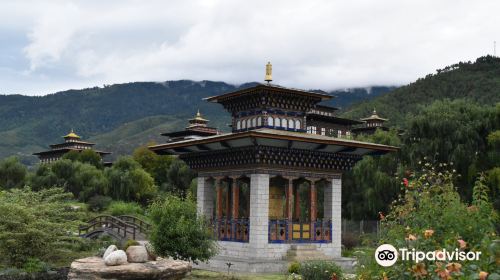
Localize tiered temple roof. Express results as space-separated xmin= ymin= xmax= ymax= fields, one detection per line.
xmin=33 ymin=130 xmax=111 ymax=164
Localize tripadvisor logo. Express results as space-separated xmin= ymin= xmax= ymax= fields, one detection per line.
xmin=374 ymin=244 xmax=481 ymax=267
xmin=375 ymin=244 xmax=398 ymax=267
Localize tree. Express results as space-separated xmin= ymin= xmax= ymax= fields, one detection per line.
xmin=343 ymin=129 xmax=402 ymax=219
xmin=0 ymin=157 xmax=27 ymax=189
xmin=105 ymin=156 xmax=157 ymax=203
xmin=29 ymin=159 xmax=107 ymax=201
xmin=165 ymin=158 xmax=195 ymax=197
xmin=404 ymin=99 xmax=498 ymax=199
xmin=63 ymin=149 xmax=104 ymax=169
xmin=148 ymin=194 xmax=217 ymax=264
xmin=133 ymin=145 xmax=173 ymax=188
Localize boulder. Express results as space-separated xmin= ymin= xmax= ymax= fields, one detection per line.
xmin=68 ymin=256 xmax=191 ymax=280
xmin=102 ymin=245 xmax=117 ymax=259
xmin=104 ymin=250 xmax=128 ymax=266
xmin=126 ymin=245 xmax=148 ymax=263
xmin=145 ymin=242 xmax=158 ymax=261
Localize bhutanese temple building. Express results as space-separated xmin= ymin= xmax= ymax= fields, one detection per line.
xmin=161 ymin=110 xmax=220 ymax=142
xmin=33 ymin=130 xmax=111 ymax=164
xmin=351 ymin=109 xmax=389 ymax=135
xmin=149 ymin=63 xmax=398 ymax=272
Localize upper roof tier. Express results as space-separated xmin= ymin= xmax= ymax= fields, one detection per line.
xmin=360 ymin=109 xmax=388 ymax=122
xmin=205 ymin=84 xmax=333 ymax=115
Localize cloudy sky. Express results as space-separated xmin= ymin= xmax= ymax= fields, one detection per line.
xmin=0 ymin=0 xmax=498 ymax=95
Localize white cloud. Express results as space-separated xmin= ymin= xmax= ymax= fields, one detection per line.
xmin=0 ymin=0 xmax=498 ymax=95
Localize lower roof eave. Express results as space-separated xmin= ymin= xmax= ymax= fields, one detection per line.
xmin=149 ymin=128 xmax=398 ymax=157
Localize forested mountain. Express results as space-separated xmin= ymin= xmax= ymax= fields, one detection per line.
xmin=0 ymin=80 xmax=388 ymax=164
xmin=2 ymin=55 xmax=498 ymax=165
xmin=341 ymin=56 xmax=500 ymax=126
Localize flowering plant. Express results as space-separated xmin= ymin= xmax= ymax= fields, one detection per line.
xmin=356 ymin=161 xmax=499 ymax=279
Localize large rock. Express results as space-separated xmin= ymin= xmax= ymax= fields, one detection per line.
xmin=126 ymin=245 xmax=148 ymax=263
xmin=104 ymin=250 xmax=128 ymax=266
xmin=103 ymin=245 xmax=117 ymax=259
xmin=68 ymin=256 xmax=191 ymax=280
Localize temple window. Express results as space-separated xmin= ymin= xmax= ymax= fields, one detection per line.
xmin=275 ymin=117 xmax=281 ymax=128
xmin=247 ymin=118 xmax=252 ymax=128
xmin=268 ymin=117 xmax=274 ymax=127
xmin=237 ymin=120 xmax=241 ymax=130
xmin=289 ymin=119 xmax=295 ymax=129
xmin=282 ymin=118 xmax=287 ymax=129
xmin=338 ymin=130 xmax=342 ymax=138
xmin=312 ymin=126 xmax=317 ymax=134
xmin=252 ymin=118 xmax=256 ymax=127
xmin=306 ymin=126 xmax=312 ymax=133
xmin=321 ymin=127 xmax=326 ymax=136
xmin=295 ymin=119 xmax=301 ymax=129
xmin=257 ymin=117 xmax=262 ymax=126
xmin=242 ymin=119 xmax=247 ymax=129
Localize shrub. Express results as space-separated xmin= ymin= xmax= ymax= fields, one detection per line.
xmin=342 ymin=232 xmax=360 ymax=250
xmin=22 ymin=258 xmax=49 ymax=273
xmin=288 ymin=261 xmax=301 ymax=274
xmin=123 ymin=239 xmax=140 ymax=251
xmin=148 ymin=194 xmax=217 ymax=263
xmin=0 ymin=187 xmax=86 ymax=268
xmin=87 ymin=195 xmax=112 ymax=212
xmin=356 ymin=162 xmax=499 ymax=279
xmin=299 ymin=260 xmax=343 ymax=280
xmin=107 ymin=201 xmax=144 ymax=216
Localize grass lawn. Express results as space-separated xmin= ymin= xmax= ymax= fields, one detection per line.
xmin=186 ymin=269 xmax=287 ymax=280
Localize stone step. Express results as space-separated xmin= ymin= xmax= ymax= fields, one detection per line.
xmin=286 ymin=244 xmax=330 ymax=261
xmin=289 ymin=244 xmax=317 ymax=250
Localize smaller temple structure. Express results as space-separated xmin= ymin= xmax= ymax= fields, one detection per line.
xmin=33 ymin=130 xmax=111 ymax=164
xmin=161 ymin=110 xmax=219 ymax=142
xmin=306 ymin=105 xmax=363 ymax=139
xmin=352 ymin=109 xmax=389 ymax=135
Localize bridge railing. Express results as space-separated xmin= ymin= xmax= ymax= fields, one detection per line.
xmin=79 ymin=215 xmax=144 ymax=240
xmin=117 ymin=215 xmax=152 ymax=234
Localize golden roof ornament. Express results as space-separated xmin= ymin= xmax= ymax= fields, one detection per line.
xmin=265 ymin=62 xmax=272 ymax=84
xmin=190 ymin=109 xmax=208 ymax=122
xmin=64 ymin=129 xmax=80 ymax=139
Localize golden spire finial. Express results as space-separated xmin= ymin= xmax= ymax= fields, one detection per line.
xmin=64 ymin=129 xmax=80 ymax=139
xmin=196 ymin=109 xmax=201 ymax=117
xmin=265 ymin=61 xmax=272 ymax=84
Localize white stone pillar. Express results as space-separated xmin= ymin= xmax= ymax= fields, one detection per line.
xmin=330 ymin=176 xmax=342 ymax=257
xmin=249 ymin=173 xmax=270 ymax=255
xmin=196 ymin=177 xmax=213 ymax=219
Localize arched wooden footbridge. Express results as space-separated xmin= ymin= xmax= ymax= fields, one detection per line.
xmin=79 ymin=215 xmax=151 ymax=242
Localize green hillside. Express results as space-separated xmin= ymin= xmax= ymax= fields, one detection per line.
xmin=341 ymin=56 xmax=500 ymax=126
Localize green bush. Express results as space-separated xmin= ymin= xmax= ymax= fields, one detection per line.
xmin=299 ymin=260 xmax=343 ymax=280
xmin=107 ymin=201 xmax=144 ymax=216
xmin=0 ymin=187 xmax=86 ymax=268
xmin=22 ymin=258 xmax=49 ymax=273
xmin=148 ymin=194 xmax=217 ymax=264
xmin=288 ymin=261 xmax=301 ymax=274
xmin=87 ymin=195 xmax=112 ymax=212
xmin=342 ymin=232 xmax=360 ymax=250
xmin=123 ymin=239 xmax=140 ymax=251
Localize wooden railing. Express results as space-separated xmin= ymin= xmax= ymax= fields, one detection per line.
xmin=269 ymin=219 xmax=332 ymax=243
xmin=117 ymin=215 xmax=152 ymax=234
xmin=79 ymin=215 xmax=151 ymax=241
xmin=211 ymin=218 xmax=250 ymax=242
